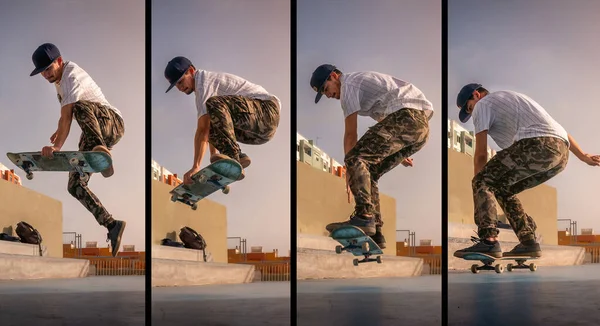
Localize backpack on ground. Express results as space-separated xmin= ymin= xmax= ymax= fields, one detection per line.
xmin=15 ymin=221 xmax=43 ymax=256
xmin=178 ymin=226 xmax=208 ymax=262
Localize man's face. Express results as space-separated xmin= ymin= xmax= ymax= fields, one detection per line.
xmin=463 ymin=90 xmax=482 ymax=115
xmin=175 ymin=69 xmax=195 ymax=95
xmin=321 ymin=73 xmax=341 ymax=100
xmin=40 ymin=58 xmax=62 ymax=83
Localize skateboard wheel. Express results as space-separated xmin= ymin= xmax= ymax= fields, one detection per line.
xmin=15 ymin=159 xmax=22 ymax=166
xmin=170 ymin=195 xmax=177 ymax=202
xmin=192 ymin=203 xmax=198 ymax=210
xmin=495 ymin=264 xmax=504 ymax=273
xmin=376 ymin=256 xmax=382 ymax=264
xmin=471 ymin=265 xmax=479 ymax=274
xmin=222 ymin=186 xmax=230 ymax=194
xmin=81 ymin=174 xmax=89 ymax=183
xmin=26 ymin=172 xmax=33 ymax=180
xmin=335 ymin=245 xmax=342 ymax=254
xmin=361 ymin=242 xmax=370 ymax=253
xmin=198 ymin=175 xmax=207 ymax=183
xmin=353 ymin=259 xmax=359 ymax=266
xmin=69 ymin=158 xmax=79 ymax=166
xmin=529 ymin=263 xmax=537 ymax=272
xmin=506 ymin=264 xmax=513 ymax=272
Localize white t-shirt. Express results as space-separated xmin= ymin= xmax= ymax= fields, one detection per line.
xmin=472 ymin=90 xmax=569 ymax=150
xmin=340 ymin=71 xmax=433 ymax=122
xmin=194 ymin=70 xmax=280 ymax=119
xmin=55 ymin=61 xmax=123 ymax=118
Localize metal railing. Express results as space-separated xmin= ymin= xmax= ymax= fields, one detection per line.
xmin=238 ymin=261 xmax=290 ymax=282
xmin=85 ymin=256 xmax=145 ymax=276
xmin=421 ymin=255 xmax=442 ymax=275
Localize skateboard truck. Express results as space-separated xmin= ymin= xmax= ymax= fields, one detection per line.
xmin=335 ymin=241 xmax=383 ymax=266
xmin=69 ymin=157 xmax=89 ymax=183
xmin=14 ymin=158 xmax=34 ymax=180
xmin=506 ymin=259 xmax=537 ymax=272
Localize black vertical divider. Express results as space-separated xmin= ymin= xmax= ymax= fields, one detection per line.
xmin=441 ymin=0 xmax=449 ymax=325
xmin=145 ymin=0 xmax=152 ymax=324
xmin=290 ymin=0 xmax=298 ymax=324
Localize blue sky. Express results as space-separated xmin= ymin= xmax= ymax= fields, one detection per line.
xmin=449 ymin=0 xmax=600 ymax=235
xmin=0 ymin=0 xmax=145 ymax=250
xmin=298 ymin=0 xmax=442 ymax=244
xmin=151 ymin=0 xmax=291 ymax=253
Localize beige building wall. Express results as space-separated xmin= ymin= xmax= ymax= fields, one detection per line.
xmin=151 ymin=180 xmax=228 ymax=263
xmin=0 ymin=180 xmax=63 ymax=258
xmin=448 ymin=149 xmax=558 ymax=245
xmin=297 ymin=162 xmax=397 ymax=255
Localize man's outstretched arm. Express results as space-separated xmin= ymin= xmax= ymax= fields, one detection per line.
xmin=343 ymin=112 xmax=358 ymax=155
xmin=52 ymin=103 xmax=74 ymax=149
xmin=192 ymin=114 xmax=211 ymax=169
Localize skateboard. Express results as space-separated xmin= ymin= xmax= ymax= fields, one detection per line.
xmin=169 ymin=159 xmax=242 ymax=210
xmin=7 ymin=151 xmax=112 ymax=183
xmin=461 ymin=252 xmax=539 ymax=274
xmin=330 ymin=225 xmax=383 ymax=266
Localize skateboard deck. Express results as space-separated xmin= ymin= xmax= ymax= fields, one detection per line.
xmin=330 ymin=225 xmax=383 ymax=266
xmin=7 ymin=151 xmax=112 ymax=183
xmin=169 ymin=159 xmax=242 ymax=210
xmin=461 ymin=252 xmax=539 ymax=274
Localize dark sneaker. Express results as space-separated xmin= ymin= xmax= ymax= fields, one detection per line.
xmin=210 ymin=153 xmax=245 ymax=180
xmin=503 ymin=242 xmax=542 ymax=257
xmin=453 ymin=236 xmax=502 ymax=258
xmin=325 ymin=213 xmax=376 ymax=236
xmin=107 ymin=220 xmax=126 ymax=257
xmin=239 ymin=153 xmax=251 ymax=168
xmin=371 ymin=226 xmax=386 ymax=249
xmin=92 ymin=145 xmax=113 ymax=178
xmin=210 ymin=152 xmax=251 ymax=168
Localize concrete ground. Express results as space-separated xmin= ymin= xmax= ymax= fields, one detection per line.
xmin=298 ymin=275 xmax=442 ymax=326
xmin=0 ymin=276 xmax=145 ymax=326
xmin=449 ymin=264 xmax=600 ymax=326
xmin=152 ymin=281 xmax=291 ymax=326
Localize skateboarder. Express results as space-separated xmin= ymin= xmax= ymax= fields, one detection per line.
xmin=30 ymin=43 xmax=126 ymax=257
xmin=453 ymin=83 xmax=600 ymax=258
xmin=310 ymin=64 xmax=434 ymax=249
xmin=164 ymin=56 xmax=281 ymax=185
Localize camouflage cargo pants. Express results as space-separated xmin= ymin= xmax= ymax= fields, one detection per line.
xmin=345 ymin=108 xmax=430 ymax=225
xmin=473 ymin=136 xmax=569 ymax=242
xmin=206 ymin=95 xmax=279 ymax=162
xmin=67 ymin=100 xmax=125 ymax=226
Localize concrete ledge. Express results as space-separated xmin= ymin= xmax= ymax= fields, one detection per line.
xmin=152 ymin=258 xmax=255 ymax=287
xmin=297 ymin=248 xmax=423 ymax=280
xmin=298 ymin=233 xmax=342 ymax=251
xmin=151 ymin=245 xmax=212 ymax=262
xmin=0 ymin=253 xmax=89 ymax=280
xmin=448 ymin=223 xmax=520 ymax=243
xmin=0 ymin=241 xmax=48 ymax=256
xmin=448 ymin=237 xmax=585 ymax=270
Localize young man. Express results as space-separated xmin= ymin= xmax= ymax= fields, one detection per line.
xmin=30 ymin=43 xmax=126 ymax=257
xmin=454 ymin=83 xmax=600 ymax=258
xmin=310 ymin=64 xmax=434 ymax=249
xmin=164 ymin=56 xmax=281 ymax=184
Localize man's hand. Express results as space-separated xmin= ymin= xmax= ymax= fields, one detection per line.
xmin=50 ymin=131 xmax=58 ymax=144
xmin=183 ymin=166 xmax=201 ymax=185
xmin=580 ymin=153 xmax=600 ymax=166
xmin=401 ymin=157 xmax=414 ymax=167
xmin=41 ymin=145 xmax=60 ymax=158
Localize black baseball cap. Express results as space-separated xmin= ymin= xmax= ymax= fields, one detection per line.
xmin=310 ymin=64 xmax=336 ymax=103
xmin=165 ymin=56 xmax=192 ymax=92
xmin=30 ymin=43 xmax=61 ymax=76
xmin=456 ymin=83 xmax=482 ymax=123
